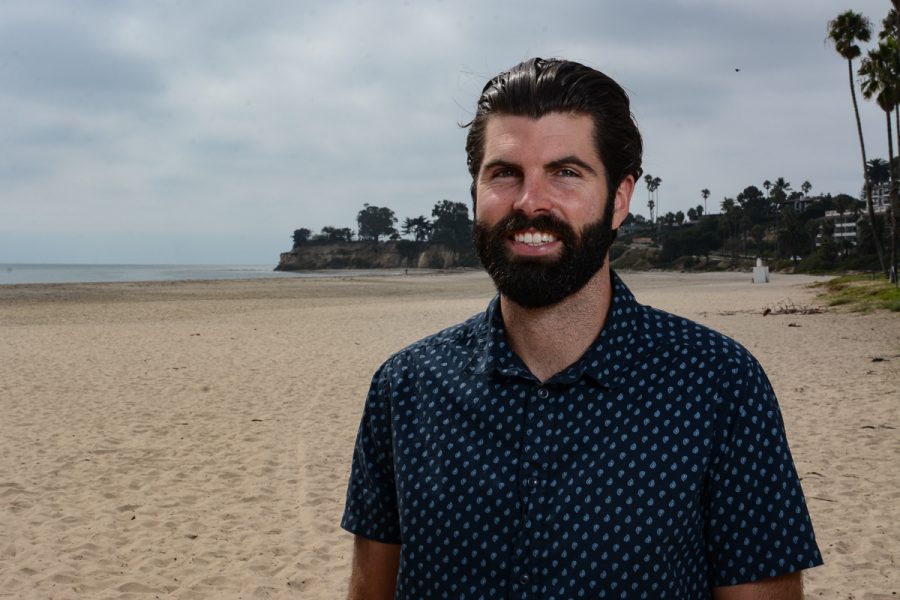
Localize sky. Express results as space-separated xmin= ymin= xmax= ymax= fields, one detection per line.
xmin=0 ymin=0 xmax=895 ymax=264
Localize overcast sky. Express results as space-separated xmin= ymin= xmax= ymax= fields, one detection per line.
xmin=0 ymin=0 xmax=894 ymax=264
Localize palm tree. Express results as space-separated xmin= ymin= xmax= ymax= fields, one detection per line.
xmin=828 ymin=10 xmax=887 ymax=273
xmin=763 ymin=180 xmax=772 ymax=198
xmin=881 ymin=8 xmax=900 ymax=186
xmin=644 ymin=174 xmax=655 ymax=223
xmin=860 ymin=37 xmax=900 ymax=280
xmin=770 ymin=177 xmax=792 ymax=214
xmin=701 ymin=188 xmax=710 ymax=215
xmin=868 ymin=158 xmax=890 ymax=184
xmin=801 ymin=181 xmax=812 ymax=196
xmin=651 ymin=176 xmax=662 ymax=231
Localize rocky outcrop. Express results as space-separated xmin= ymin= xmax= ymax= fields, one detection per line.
xmin=275 ymin=241 xmax=469 ymax=271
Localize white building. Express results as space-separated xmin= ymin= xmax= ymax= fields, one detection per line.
xmin=860 ymin=181 xmax=892 ymax=212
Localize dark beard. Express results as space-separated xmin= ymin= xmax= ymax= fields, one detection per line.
xmin=473 ymin=211 xmax=617 ymax=309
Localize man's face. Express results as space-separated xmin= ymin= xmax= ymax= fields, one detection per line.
xmin=473 ymin=112 xmax=632 ymax=308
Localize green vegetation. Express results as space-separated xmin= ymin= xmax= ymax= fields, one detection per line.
xmin=290 ymin=199 xmax=478 ymax=267
xmin=815 ymin=274 xmax=900 ymax=312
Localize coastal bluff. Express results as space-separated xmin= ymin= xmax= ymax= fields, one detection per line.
xmin=275 ymin=241 xmax=463 ymax=271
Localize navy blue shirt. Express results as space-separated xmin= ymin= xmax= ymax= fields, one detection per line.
xmin=342 ymin=272 xmax=822 ymax=599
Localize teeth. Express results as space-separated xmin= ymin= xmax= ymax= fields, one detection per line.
xmin=514 ymin=231 xmax=557 ymax=246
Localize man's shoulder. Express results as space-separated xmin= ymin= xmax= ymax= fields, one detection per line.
xmin=378 ymin=309 xmax=490 ymax=377
xmin=638 ymin=301 xmax=756 ymax=367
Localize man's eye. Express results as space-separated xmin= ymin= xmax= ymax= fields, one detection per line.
xmin=494 ymin=168 xmax=515 ymax=178
xmin=558 ymin=168 xmax=579 ymax=177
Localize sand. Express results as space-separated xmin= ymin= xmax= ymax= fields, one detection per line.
xmin=1 ymin=270 xmax=897 ymax=599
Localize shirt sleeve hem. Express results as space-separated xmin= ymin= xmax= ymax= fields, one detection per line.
xmin=711 ymin=556 xmax=824 ymax=587
xmin=340 ymin=521 xmax=402 ymax=545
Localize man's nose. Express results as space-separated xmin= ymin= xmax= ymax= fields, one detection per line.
xmin=512 ymin=174 xmax=552 ymax=215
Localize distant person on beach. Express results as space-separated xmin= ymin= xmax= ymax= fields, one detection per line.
xmin=341 ymin=58 xmax=822 ymax=599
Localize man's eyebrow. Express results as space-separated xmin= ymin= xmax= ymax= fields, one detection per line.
xmin=480 ymin=159 xmax=518 ymax=173
xmin=546 ymin=155 xmax=598 ymax=175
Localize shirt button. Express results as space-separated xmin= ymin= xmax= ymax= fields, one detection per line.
xmin=537 ymin=387 xmax=549 ymax=399
xmin=520 ymin=574 xmax=531 ymax=584
xmin=526 ymin=476 xmax=539 ymax=488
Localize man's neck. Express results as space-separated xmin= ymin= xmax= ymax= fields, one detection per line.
xmin=499 ymin=264 xmax=615 ymax=383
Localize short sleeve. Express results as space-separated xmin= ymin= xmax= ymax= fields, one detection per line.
xmin=341 ymin=362 xmax=402 ymax=544
xmin=705 ymin=355 xmax=823 ymax=586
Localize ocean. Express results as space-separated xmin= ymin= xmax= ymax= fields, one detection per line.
xmin=0 ymin=264 xmax=412 ymax=285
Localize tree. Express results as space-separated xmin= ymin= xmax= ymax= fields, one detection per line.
xmin=659 ymin=216 xmax=722 ymax=264
xmin=801 ymin=181 xmax=812 ymax=196
xmin=868 ymin=158 xmax=890 ymax=184
xmin=675 ymin=210 xmax=685 ymax=225
xmin=736 ymin=185 xmax=769 ymax=225
xmin=701 ymin=188 xmax=710 ymax=214
xmin=750 ymin=224 xmax=767 ymax=258
xmin=402 ymin=216 xmax=433 ymax=242
xmin=763 ymin=180 xmax=772 ymax=198
xmin=720 ymin=197 xmax=743 ymax=257
xmin=828 ymin=9 xmax=887 ymax=273
xmin=770 ymin=178 xmax=792 ymax=211
xmin=644 ymin=174 xmax=655 ymax=222
xmin=315 ymin=226 xmax=354 ymax=242
xmin=357 ymin=204 xmax=398 ymax=241
xmin=651 ymin=176 xmax=662 ymax=224
xmin=292 ymin=228 xmax=312 ymax=248
xmin=431 ymin=200 xmax=474 ymax=258
xmin=860 ymin=37 xmax=900 ymax=280
xmin=777 ymin=207 xmax=807 ymax=259
xmin=687 ymin=207 xmax=697 ymax=222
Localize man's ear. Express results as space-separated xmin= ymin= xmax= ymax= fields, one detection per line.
xmin=611 ymin=175 xmax=634 ymax=230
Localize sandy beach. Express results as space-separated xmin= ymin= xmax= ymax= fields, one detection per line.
xmin=1 ymin=270 xmax=898 ymax=599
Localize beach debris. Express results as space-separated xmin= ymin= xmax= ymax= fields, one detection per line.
xmin=788 ymin=322 xmax=801 ymax=327
xmin=808 ymin=496 xmax=837 ymax=503
xmin=761 ymin=298 xmax=823 ymax=316
xmin=251 ymin=418 xmax=263 ymax=422
xmin=871 ymin=357 xmax=886 ymax=362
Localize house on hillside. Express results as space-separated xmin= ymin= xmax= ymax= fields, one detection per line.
xmin=776 ymin=194 xmax=819 ymax=214
xmin=861 ymin=181 xmax=892 ymax=212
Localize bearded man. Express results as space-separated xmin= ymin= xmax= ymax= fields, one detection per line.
xmin=341 ymin=58 xmax=822 ymax=600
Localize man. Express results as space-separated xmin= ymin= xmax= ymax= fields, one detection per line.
xmin=342 ymin=58 xmax=822 ymax=599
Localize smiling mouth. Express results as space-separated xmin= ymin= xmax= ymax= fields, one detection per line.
xmin=512 ymin=230 xmax=558 ymax=246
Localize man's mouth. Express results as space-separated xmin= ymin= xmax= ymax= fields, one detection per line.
xmin=512 ymin=230 xmax=558 ymax=246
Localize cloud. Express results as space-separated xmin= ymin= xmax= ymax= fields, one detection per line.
xmin=0 ymin=0 xmax=893 ymax=263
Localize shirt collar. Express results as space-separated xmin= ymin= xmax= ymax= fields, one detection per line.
xmin=469 ymin=270 xmax=651 ymax=388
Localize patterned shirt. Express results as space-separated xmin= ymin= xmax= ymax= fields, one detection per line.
xmin=342 ymin=271 xmax=822 ymax=599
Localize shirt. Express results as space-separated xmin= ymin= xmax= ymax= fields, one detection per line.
xmin=341 ymin=271 xmax=822 ymax=599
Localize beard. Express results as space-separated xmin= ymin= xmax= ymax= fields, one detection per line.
xmin=473 ymin=209 xmax=617 ymax=309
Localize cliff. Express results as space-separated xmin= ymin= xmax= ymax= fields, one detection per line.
xmin=275 ymin=241 xmax=466 ymax=271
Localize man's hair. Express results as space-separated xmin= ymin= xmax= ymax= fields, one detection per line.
xmin=464 ymin=57 xmax=643 ymax=206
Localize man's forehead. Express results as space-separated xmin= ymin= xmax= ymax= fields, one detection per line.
xmin=481 ymin=112 xmax=600 ymax=162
